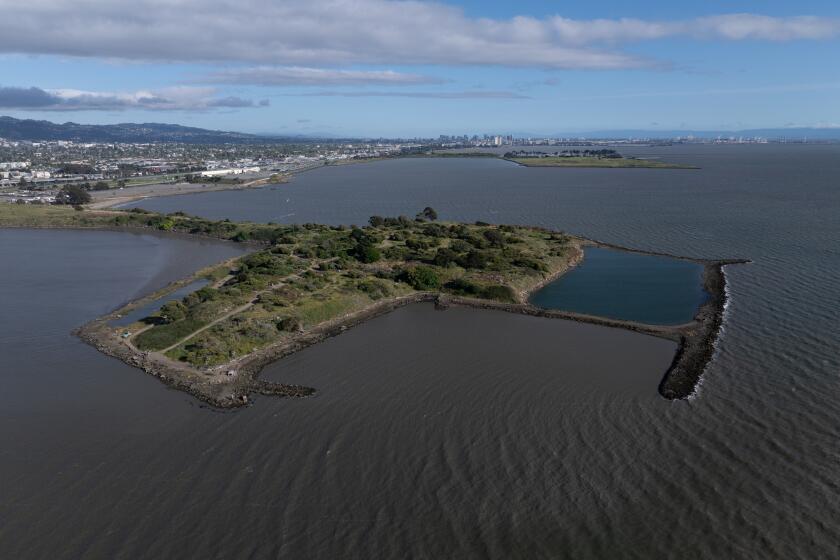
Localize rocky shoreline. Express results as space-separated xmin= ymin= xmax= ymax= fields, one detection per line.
xmin=657 ymin=260 xmax=747 ymax=399
xmin=68 ymin=226 xmax=747 ymax=408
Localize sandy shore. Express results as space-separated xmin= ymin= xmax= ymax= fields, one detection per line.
xmin=88 ymin=175 xmax=288 ymax=210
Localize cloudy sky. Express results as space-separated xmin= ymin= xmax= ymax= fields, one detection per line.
xmin=1 ymin=0 xmax=839 ymax=136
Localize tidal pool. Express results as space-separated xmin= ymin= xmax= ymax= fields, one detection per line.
xmin=530 ymin=247 xmax=707 ymax=325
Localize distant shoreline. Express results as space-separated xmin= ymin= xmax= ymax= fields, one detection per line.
xmin=87 ymin=174 xmax=291 ymax=210
xmin=83 ymin=152 xmax=698 ymax=212
xmin=504 ymin=156 xmax=699 ymax=169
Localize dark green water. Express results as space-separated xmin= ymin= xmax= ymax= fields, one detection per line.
xmin=529 ymin=247 xmax=706 ymax=325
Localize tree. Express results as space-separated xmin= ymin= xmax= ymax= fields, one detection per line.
xmin=416 ymin=206 xmax=438 ymax=221
xmin=54 ymin=184 xmax=91 ymax=205
xmin=159 ymin=301 xmax=187 ymax=323
xmin=368 ymin=215 xmax=385 ymax=227
xmin=92 ymin=181 xmax=110 ymax=191
xmin=356 ymin=244 xmax=381 ymax=263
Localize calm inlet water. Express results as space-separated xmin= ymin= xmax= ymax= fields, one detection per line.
xmin=4 ymin=144 xmax=840 ymax=558
xmin=112 ymin=278 xmax=210 ymax=327
xmin=530 ymin=247 xmax=706 ymax=324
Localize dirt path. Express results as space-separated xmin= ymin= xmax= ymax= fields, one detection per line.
xmin=150 ymin=261 xmax=318 ymax=355
xmin=157 ymin=300 xmax=256 ymax=354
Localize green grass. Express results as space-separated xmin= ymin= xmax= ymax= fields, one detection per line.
xmin=508 ymin=156 xmax=697 ymax=169
xmin=134 ymin=318 xmax=208 ymax=351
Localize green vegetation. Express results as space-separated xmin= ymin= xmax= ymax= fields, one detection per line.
xmin=153 ymin=211 xmax=575 ymax=367
xmin=1 ymin=203 xmax=577 ymax=370
xmin=55 ymin=184 xmax=92 ymax=205
xmin=0 ymin=204 xmax=308 ymax=243
xmin=507 ymin=156 xmax=697 ymax=169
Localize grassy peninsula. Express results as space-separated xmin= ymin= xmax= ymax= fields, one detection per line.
xmin=127 ymin=211 xmax=578 ymax=368
xmin=1 ymin=203 xmax=741 ymax=407
xmin=1 ymin=204 xmax=586 ymax=405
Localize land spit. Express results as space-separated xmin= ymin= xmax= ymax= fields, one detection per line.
xmin=75 ymin=243 xmax=746 ymax=408
xmin=87 ymin=174 xmax=291 ymax=210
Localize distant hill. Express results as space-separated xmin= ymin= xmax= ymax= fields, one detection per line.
xmin=0 ymin=116 xmax=275 ymax=144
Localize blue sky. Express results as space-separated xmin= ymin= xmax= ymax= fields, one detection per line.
xmin=1 ymin=0 xmax=839 ymax=137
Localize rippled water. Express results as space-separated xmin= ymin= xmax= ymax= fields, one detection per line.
xmin=4 ymin=144 xmax=840 ymax=558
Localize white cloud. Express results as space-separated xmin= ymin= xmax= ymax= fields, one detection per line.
xmin=0 ymin=85 xmax=267 ymax=111
xmin=293 ymin=90 xmax=529 ymax=99
xmin=201 ymin=66 xmax=444 ymax=86
xmin=0 ymin=2 xmax=836 ymax=70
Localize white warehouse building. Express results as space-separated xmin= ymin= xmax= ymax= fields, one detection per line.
xmin=200 ymin=166 xmax=260 ymax=177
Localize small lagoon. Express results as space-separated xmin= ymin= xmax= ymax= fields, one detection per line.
xmin=530 ymin=247 xmax=707 ymax=325
xmin=111 ymin=279 xmax=210 ymax=327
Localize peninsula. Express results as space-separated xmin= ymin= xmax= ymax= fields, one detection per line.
xmin=0 ymin=204 xmax=742 ymax=406
xmin=502 ymin=149 xmax=698 ymax=169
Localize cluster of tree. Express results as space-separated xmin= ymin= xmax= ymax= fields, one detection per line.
xmin=53 ymin=184 xmax=91 ymax=205
xmin=368 ymin=207 xmax=438 ymax=228
xmin=184 ymin=174 xmax=243 ymax=184
xmin=350 ymin=227 xmax=381 ymax=263
xmin=444 ymin=278 xmax=516 ymax=302
xmin=68 ymin=181 xmax=111 ymax=191
xmin=58 ymin=163 xmax=96 ymax=175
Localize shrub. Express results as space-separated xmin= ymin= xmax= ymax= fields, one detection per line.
xmin=513 ymin=257 xmax=548 ymax=272
xmin=458 ymin=250 xmax=488 ymax=269
xmin=450 ymin=239 xmax=471 ymax=253
xmin=433 ymin=248 xmax=458 ymax=267
xmin=355 ymin=244 xmax=381 ymax=263
xmin=399 ymin=266 xmax=441 ymax=290
xmin=481 ymin=285 xmax=517 ymax=302
xmin=483 ymin=229 xmax=506 ymax=247
xmin=405 ymin=238 xmax=429 ymax=250
xmin=357 ymin=279 xmax=393 ymax=299
xmin=445 ymin=278 xmax=481 ymax=296
xmin=276 ymin=316 xmax=303 ymax=332
xmin=159 ymin=300 xmax=187 ymax=323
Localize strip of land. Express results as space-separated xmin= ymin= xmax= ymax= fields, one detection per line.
xmin=505 ymin=156 xmax=698 ymax=169
xmin=87 ymin=173 xmax=289 ymax=210
xmin=0 ymin=204 xmax=743 ymax=407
